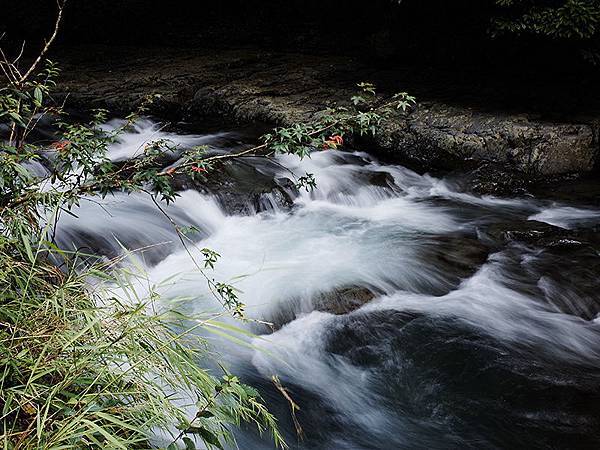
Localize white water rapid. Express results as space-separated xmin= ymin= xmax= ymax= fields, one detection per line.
xmin=55 ymin=119 xmax=600 ymax=450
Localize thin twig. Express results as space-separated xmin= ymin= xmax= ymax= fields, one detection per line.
xmin=157 ymin=122 xmax=338 ymax=176
xmin=18 ymin=0 xmax=67 ymax=85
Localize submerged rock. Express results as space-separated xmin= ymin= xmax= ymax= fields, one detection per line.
xmin=485 ymin=220 xmax=600 ymax=250
xmin=485 ymin=220 xmax=600 ymax=320
xmin=530 ymin=174 xmax=600 ymax=207
xmin=323 ymin=309 xmax=600 ymax=449
xmin=416 ymin=234 xmax=490 ymax=296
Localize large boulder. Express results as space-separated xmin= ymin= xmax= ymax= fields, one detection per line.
xmin=55 ymin=47 xmax=600 ymax=183
xmin=372 ymin=103 xmax=598 ymax=176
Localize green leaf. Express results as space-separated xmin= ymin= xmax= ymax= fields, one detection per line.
xmin=183 ymin=437 xmax=197 ymax=450
xmin=9 ymin=111 xmax=26 ymax=127
xmin=34 ymin=86 xmax=43 ymax=106
xmin=80 ymin=419 xmax=129 ymax=449
xmin=19 ymin=228 xmax=35 ymax=263
xmin=94 ymin=411 xmax=143 ymax=434
xmin=196 ymin=410 xmax=214 ymax=418
xmin=186 ymin=427 xmax=223 ymax=450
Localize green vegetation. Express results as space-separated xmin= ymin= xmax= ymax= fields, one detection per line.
xmin=491 ymin=0 xmax=600 ymax=40
xmin=490 ymin=0 xmax=600 ymax=63
xmin=0 ymin=9 xmax=285 ymax=446
xmin=0 ymin=239 xmax=283 ymax=449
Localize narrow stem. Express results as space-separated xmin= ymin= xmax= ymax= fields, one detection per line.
xmin=18 ymin=0 xmax=67 ymax=85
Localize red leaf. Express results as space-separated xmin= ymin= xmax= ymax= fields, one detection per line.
xmin=50 ymin=140 xmax=71 ymax=151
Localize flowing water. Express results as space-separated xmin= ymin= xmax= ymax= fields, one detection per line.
xmin=54 ymin=120 xmax=600 ymax=449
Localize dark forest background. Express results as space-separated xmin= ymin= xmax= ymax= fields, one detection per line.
xmin=3 ymin=1 xmax=598 ymax=72
xmin=3 ymin=0 xmax=600 ymax=115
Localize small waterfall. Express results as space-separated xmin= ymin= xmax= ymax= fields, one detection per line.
xmin=54 ymin=119 xmax=600 ymax=449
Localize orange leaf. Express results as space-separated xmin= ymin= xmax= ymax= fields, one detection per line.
xmin=50 ymin=140 xmax=71 ymax=151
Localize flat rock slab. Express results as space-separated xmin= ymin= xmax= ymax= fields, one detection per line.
xmin=55 ymin=46 xmax=599 ymax=176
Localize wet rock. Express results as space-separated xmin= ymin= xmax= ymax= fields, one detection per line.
xmin=365 ymin=171 xmax=396 ymax=189
xmin=55 ymin=47 xmax=600 ymax=183
xmin=487 ymin=220 xmax=569 ymax=246
xmin=448 ymin=161 xmax=532 ymax=197
xmin=312 ymin=286 xmax=377 ymax=315
xmin=417 ymin=234 xmax=490 ymax=295
xmin=485 ymin=220 xmax=600 ymax=250
xmin=485 ymin=220 xmax=600 ymax=320
xmin=263 ymin=286 xmax=378 ymax=332
xmin=372 ymin=104 xmax=598 ymax=176
xmin=172 ymin=159 xmax=296 ymax=214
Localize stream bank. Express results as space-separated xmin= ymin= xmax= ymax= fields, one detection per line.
xmin=54 ymin=46 xmax=599 ymax=193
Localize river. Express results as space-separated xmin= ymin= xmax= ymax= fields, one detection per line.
xmin=55 ymin=119 xmax=600 ymax=449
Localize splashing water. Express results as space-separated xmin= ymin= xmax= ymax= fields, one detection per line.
xmin=55 ymin=120 xmax=600 ymax=449
xmin=101 ymin=118 xmax=234 ymax=161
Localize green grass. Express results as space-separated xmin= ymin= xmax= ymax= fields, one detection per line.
xmin=0 ymin=235 xmax=284 ymax=449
